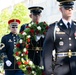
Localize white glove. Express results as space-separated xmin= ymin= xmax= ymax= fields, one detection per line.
xmin=5 ymin=60 xmax=12 ymax=67
xmin=36 ymin=35 xmax=41 ymax=42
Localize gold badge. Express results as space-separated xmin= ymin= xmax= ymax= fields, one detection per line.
xmin=68 ymin=50 xmax=72 ymax=58
xmin=59 ymin=41 xmax=64 ymax=46
xmin=8 ymin=39 xmax=12 ymax=42
xmin=56 ymin=27 xmax=60 ymax=32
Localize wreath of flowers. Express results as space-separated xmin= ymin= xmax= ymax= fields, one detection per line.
xmin=13 ymin=21 xmax=49 ymax=75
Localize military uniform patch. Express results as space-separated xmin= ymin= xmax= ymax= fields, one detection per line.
xmin=8 ymin=39 xmax=12 ymax=42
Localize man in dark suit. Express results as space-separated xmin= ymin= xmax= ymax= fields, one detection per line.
xmin=20 ymin=6 xmax=44 ymax=66
xmin=1 ymin=19 xmax=24 ymax=75
xmin=42 ymin=0 xmax=76 ymax=75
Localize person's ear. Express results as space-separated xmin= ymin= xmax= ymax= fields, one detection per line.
xmin=59 ymin=7 xmax=62 ymax=12
xmin=29 ymin=14 xmax=32 ymax=18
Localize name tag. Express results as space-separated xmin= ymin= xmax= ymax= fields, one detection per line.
xmin=56 ymin=32 xmax=65 ymax=34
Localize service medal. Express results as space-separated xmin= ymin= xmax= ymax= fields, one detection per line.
xmin=59 ymin=41 xmax=64 ymax=46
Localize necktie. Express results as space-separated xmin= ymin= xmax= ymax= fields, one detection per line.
xmin=67 ymin=22 xmax=71 ymax=34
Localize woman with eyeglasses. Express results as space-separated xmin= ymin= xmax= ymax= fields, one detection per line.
xmin=1 ymin=19 xmax=24 ymax=75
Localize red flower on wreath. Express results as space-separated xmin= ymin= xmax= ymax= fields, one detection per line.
xmin=15 ymin=52 xmax=20 ymax=56
xmin=30 ymin=29 xmax=34 ymax=34
xmin=25 ymin=50 xmax=28 ymax=55
xmin=24 ymin=61 xmax=29 ymax=65
xmin=16 ymin=43 xmax=20 ymax=48
xmin=27 ymin=38 xmax=31 ymax=43
xmin=27 ymin=67 xmax=32 ymax=74
xmin=26 ymin=44 xmax=29 ymax=48
xmin=17 ymin=61 xmax=22 ymax=66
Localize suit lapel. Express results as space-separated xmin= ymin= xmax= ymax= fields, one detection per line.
xmin=70 ymin=21 xmax=76 ymax=36
xmin=57 ymin=20 xmax=76 ymax=36
xmin=57 ymin=19 xmax=69 ymax=35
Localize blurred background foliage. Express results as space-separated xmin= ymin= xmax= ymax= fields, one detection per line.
xmin=0 ymin=3 xmax=31 ymax=41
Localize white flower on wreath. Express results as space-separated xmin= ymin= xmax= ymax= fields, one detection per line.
xmin=31 ymin=22 xmax=34 ymax=25
xmin=37 ymin=26 xmax=41 ymax=30
xmin=19 ymin=39 xmax=23 ymax=43
xmin=27 ymin=35 xmax=31 ymax=38
xmin=29 ymin=60 xmax=33 ymax=66
xmin=32 ymin=71 xmax=36 ymax=75
xmin=21 ymin=54 xmax=24 ymax=56
xmin=21 ymin=58 xmax=25 ymax=63
xmin=23 ymin=48 xmax=26 ymax=52
xmin=28 ymin=24 xmax=32 ymax=27
xmin=15 ymin=56 xmax=20 ymax=60
xmin=39 ymin=66 xmax=44 ymax=69
xmin=22 ymin=32 xmax=27 ymax=35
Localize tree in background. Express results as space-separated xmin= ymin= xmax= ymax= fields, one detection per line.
xmin=0 ymin=9 xmax=10 ymax=41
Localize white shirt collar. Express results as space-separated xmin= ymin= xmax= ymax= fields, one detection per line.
xmin=62 ymin=18 xmax=72 ymax=28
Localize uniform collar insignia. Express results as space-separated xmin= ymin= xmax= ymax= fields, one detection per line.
xmin=74 ymin=23 xmax=76 ymax=25
xmin=60 ymin=23 xmax=63 ymax=26
xmin=8 ymin=39 xmax=12 ymax=42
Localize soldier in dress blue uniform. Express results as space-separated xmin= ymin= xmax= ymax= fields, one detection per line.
xmin=20 ymin=6 xmax=44 ymax=66
xmin=42 ymin=0 xmax=76 ymax=75
xmin=1 ymin=19 xmax=24 ymax=75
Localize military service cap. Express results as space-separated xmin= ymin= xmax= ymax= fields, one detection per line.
xmin=28 ymin=6 xmax=44 ymax=15
xmin=57 ymin=0 xmax=75 ymax=7
xmin=57 ymin=0 xmax=75 ymax=2
xmin=8 ymin=19 xmax=20 ymax=26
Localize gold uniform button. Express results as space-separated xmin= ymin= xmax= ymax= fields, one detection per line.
xmin=69 ymin=44 xmax=72 ymax=46
xmin=14 ymin=42 xmax=16 ymax=44
xmin=14 ymin=45 xmax=16 ymax=47
xmin=13 ymin=37 xmax=15 ymax=38
xmin=14 ymin=40 xmax=16 ymax=41
xmin=69 ymin=38 xmax=71 ymax=40
xmin=60 ymin=38 xmax=62 ymax=40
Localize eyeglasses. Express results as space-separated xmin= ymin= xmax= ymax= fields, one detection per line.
xmin=12 ymin=27 xmax=18 ymax=28
xmin=64 ymin=7 xmax=73 ymax=10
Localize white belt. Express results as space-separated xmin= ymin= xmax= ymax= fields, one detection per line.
xmin=57 ymin=50 xmax=76 ymax=58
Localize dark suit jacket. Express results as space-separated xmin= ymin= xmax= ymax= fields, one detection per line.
xmin=43 ymin=19 xmax=76 ymax=75
xmin=1 ymin=32 xmax=20 ymax=70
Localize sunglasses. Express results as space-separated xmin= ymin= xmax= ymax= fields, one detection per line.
xmin=64 ymin=7 xmax=73 ymax=10
xmin=12 ymin=27 xmax=18 ymax=28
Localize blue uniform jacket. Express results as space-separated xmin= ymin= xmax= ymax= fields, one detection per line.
xmin=1 ymin=32 xmax=20 ymax=70
xmin=43 ymin=19 xmax=76 ymax=75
